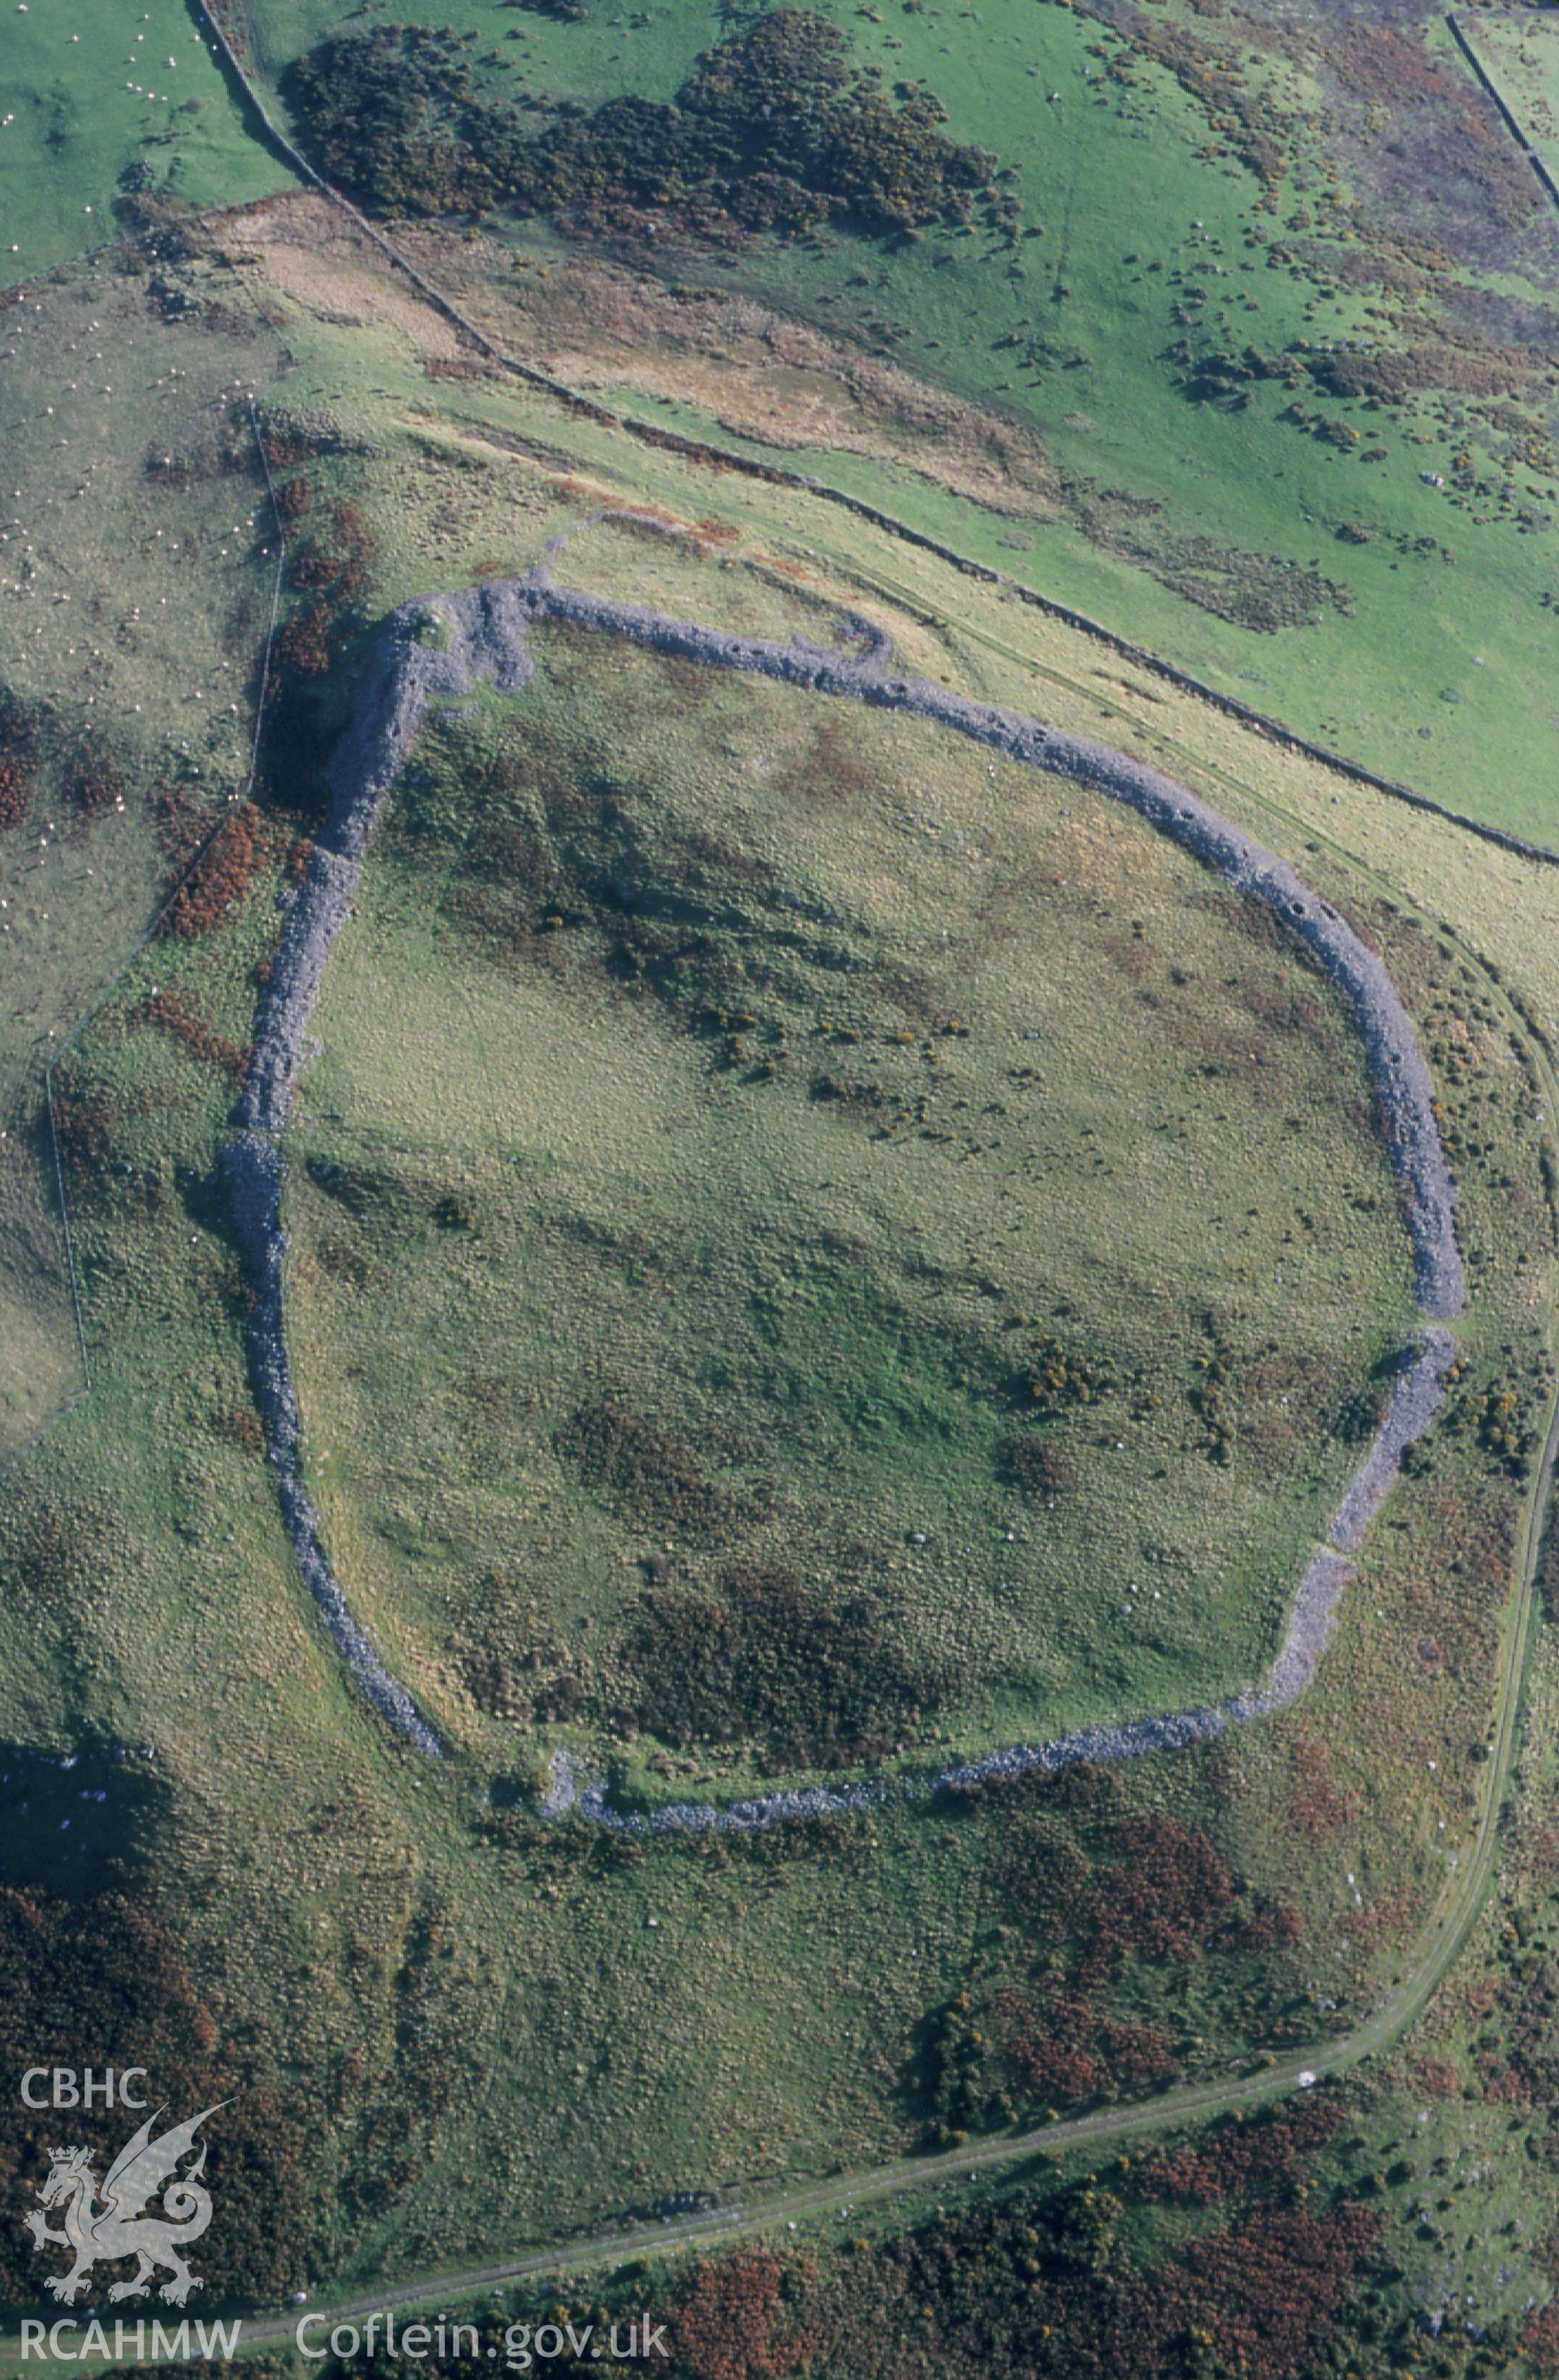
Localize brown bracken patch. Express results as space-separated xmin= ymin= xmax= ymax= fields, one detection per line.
xmin=160 ymin=803 xmax=270 ymax=939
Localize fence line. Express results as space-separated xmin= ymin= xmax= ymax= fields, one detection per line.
xmin=1446 ymin=13 xmax=1559 ymax=218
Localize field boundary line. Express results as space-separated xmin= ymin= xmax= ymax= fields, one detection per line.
xmin=193 ymin=0 xmax=1559 ymax=873
xmin=1447 ymin=13 xmax=1559 ymax=217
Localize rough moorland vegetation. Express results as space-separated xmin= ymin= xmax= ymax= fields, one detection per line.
xmin=286 ymin=11 xmax=996 ymax=234
xmin=0 ymin=1880 xmax=316 ymax=2304
xmin=304 ymin=2091 xmax=1387 ymax=2380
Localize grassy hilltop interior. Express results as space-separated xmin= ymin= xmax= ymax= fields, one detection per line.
xmin=290 ymin=613 xmax=1413 ymax=1774
xmin=3 ymin=0 xmax=1559 ymax=2368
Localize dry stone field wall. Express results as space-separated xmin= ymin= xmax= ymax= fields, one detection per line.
xmin=226 ymin=568 xmax=1465 ymax=1822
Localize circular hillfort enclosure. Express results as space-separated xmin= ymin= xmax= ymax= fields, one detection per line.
xmin=223 ymin=566 xmax=1464 ymax=1819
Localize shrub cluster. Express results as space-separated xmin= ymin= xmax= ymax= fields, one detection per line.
xmin=60 ymin=738 xmax=125 ymax=819
xmin=0 ymin=685 xmax=42 ymax=830
xmin=644 ymin=2178 xmax=1384 ymax=2380
xmin=620 ymin=1558 xmax=956 ymax=1767
xmin=1136 ymin=2097 xmax=1342 ymax=2205
xmin=49 ymin=1086 xmax=119 ymax=1177
xmin=1190 ymin=1341 xmax=1235 ymax=1464
xmin=131 ymin=984 xmax=251 ymax=1086
xmin=261 ymin=494 xmax=379 ymax=825
xmin=1019 ymin=1334 xmax=1117 ymax=1415
xmin=988 ymin=1987 xmax=1177 ymax=2121
xmin=952 ymin=1786 xmax=1309 ymax=2131
xmin=0 ymin=1886 xmax=315 ymax=2306
xmin=287 ymin=12 xmax=996 ymax=236
xmin=276 ymin=496 xmax=376 ymax=684
xmin=668 ymin=2247 xmax=811 ymax=2380
xmin=0 ymin=755 xmax=29 ymax=830
xmin=555 ymin=1400 xmax=734 ymax=1541
xmin=1445 ymin=1364 xmax=1541 ymax=1481
xmin=292 ymin=2034 xmax=1384 ymax=2380
xmin=1000 ymin=1429 xmax=1076 ymax=1499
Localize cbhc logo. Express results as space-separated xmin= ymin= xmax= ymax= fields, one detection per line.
xmin=19 ymin=2070 xmax=148 ymax=2110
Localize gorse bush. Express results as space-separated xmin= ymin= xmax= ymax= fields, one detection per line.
xmin=621 ymin=1557 xmax=960 ymax=1767
xmin=287 ymin=12 xmax=997 ymax=235
xmin=0 ymin=685 xmax=42 ymax=831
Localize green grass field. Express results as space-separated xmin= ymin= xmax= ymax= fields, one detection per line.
xmin=6 ymin=572 xmax=1541 ymax=2310
xmin=0 ymin=0 xmax=292 ymax=287
xmin=0 ymin=302 xmax=1546 ymax=2318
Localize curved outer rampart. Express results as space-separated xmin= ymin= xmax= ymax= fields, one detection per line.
xmin=228 ymin=571 xmax=1464 ymax=1814
xmin=223 ymin=599 xmax=536 ymax=1757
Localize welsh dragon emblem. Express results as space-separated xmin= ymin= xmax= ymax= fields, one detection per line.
xmin=25 ymin=2105 xmax=224 ymax=2306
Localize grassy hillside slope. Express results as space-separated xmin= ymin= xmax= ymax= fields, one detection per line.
xmin=237 ymin=0 xmax=1559 ymax=840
